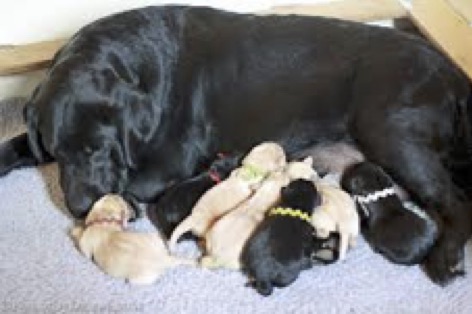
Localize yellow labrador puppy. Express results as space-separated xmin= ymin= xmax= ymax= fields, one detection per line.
xmin=169 ymin=142 xmax=286 ymax=249
xmin=200 ymin=157 xmax=317 ymax=269
xmin=311 ymin=174 xmax=360 ymax=261
xmin=71 ymin=194 xmax=194 ymax=285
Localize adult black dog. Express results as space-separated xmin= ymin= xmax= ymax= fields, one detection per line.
xmin=0 ymin=6 xmax=471 ymax=285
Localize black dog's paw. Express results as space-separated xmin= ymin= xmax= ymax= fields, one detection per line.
xmin=423 ymin=231 xmax=465 ymax=286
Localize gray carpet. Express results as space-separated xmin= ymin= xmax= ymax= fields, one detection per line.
xmin=0 ymin=97 xmax=471 ymax=314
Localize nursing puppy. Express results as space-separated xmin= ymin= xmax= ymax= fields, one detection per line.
xmin=201 ymin=157 xmax=317 ymax=269
xmin=71 ymin=195 xmax=194 ymax=284
xmin=341 ymin=162 xmax=441 ymax=265
xmin=169 ymin=142 xmax=286 ymax=248
xmin=311 ymin=174 xmax=360 ymax=261
xmin=148 ymin=154 xmax=241 ymax=239
xmin=242 ymin=179 xmax=320 ymax=296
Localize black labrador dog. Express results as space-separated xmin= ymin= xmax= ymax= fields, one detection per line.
xmin=0 ymin=6 xmax=471 ymax=285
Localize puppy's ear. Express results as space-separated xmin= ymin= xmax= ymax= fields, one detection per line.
xmin=302 ymin=156 xmax=313 ymax=167
xmin=23 ymin=104 xmax=52 ymax=163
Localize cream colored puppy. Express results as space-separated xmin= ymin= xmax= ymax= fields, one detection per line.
xmin=169 ymin=142 xmax=286 ymax=249
xmin=201 ymin=157 xmax=317 ymax=269
xmin=71 ymin=194 xmax=194 ymax=285
xmin=311 ymin=174 xmax=359 ymax=261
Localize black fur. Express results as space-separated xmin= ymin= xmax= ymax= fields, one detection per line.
xmin=147 ymin=154 xmax=240 ymax=239
xmin=342 ymin=162 xmax=442 ymax=266
xmin=242 ymin=179 xmax=320 ymax=296
xmin=0 ymin=5 xmax=471 ymax=285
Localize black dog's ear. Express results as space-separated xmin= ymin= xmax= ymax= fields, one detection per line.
xmin=23 ymin=104 xmax=52 ymax=163
xmin=115 ymin=84 xmax=161 ymax=169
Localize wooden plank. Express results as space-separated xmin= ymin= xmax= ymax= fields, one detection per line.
xmin=0 ymin=39 xmax=67 ymax=75
xmin=409 ymin=0 xmax=472 ymax=81
xmin=447 ymin=0 xmax=472 ymax=23
xmin=259 ymin=0 xmax=407 ymax=22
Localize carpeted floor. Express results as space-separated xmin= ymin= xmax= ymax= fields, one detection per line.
xmin=0 ymin=98 xmax=471 ymax=314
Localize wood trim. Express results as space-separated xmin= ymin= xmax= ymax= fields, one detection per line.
xmin=409 ymin=0 xmax=472 ymax=81
xmin=260 ymin=0 xmax=407 ymax=22
xmin=447 ymin=0 xmax=472 ymax=23
xmin=0 ymin=39 xmax=67 ymax=75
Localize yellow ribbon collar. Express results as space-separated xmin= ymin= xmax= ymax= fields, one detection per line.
xmin=269 ymin=207 xmax=311 ymax=223
xmin=240 ymin=164 xmax=267 ymax=181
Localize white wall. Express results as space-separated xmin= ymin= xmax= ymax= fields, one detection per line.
xmin=0 ymin=0 xmax=356 ymax=99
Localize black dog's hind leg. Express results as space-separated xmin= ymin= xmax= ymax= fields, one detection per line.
xmin=0 ymin=133 xmax=45 ymax=176
xmin=358 ymin=138 xmax=470 ymax=285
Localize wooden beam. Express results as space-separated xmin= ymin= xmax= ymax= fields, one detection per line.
xmin=260 ymin=0 xmax=407 ymax=22
xmin=409 ymin=0 xmax=472 ymax=81
xmin=447 ymin=0 xmax=472 ymax=23
xmin=0 ymin=39 xmax=67 ymax=75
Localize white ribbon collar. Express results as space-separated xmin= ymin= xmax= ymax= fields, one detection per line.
xmin=353 ymin=187 xmax=396 ymax=205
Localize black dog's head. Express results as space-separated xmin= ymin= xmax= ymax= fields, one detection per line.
xmin=280 ymin=179 xmax=321 ymax=212
xmin=24 ymin=64 xmax=161 ymax=219
xmin=341 ymin=161 xmax=393 ymax=196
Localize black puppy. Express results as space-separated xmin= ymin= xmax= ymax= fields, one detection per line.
xmin=341 ymin=162 xmax=442 ymax=266
xmin=147 ymin=154 xmax=240 ymax=239
xmin=242 ymin=179 xmax=321 ymax=296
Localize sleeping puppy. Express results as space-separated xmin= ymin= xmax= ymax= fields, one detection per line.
xmin=311 ymin=173 xmax=360 ymax=261
xmin=200 ymin=157 xmax=317 ymax=270
xmin=147 ymin=154 xmax=241 ymax=239
xmin=71 ymin=194 xmax=195 ymax=284
xmin=169 ymin=142 xmax=286 ymax=249
xmin=341 ymin=162 xmax=441 ymax=265
xmin=242 ymin=179 xmax=321 ymax=296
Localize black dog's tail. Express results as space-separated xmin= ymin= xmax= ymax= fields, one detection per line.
xmin=0 ymin=133 xmax=48 ymax=176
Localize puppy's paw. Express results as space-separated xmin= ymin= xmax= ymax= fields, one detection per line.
xmin=70 ymin=226 xmax=84 ymax=242
xmin=200 ymin=256 xmax=218 ymax=268
xmin=423 ymin=232 xmax=465 ymax=286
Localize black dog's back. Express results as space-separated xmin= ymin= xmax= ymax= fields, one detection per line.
xmin=147 ymin=154 xmax=240 ymax=238
xmin=242 ymin=179 xmax=320 ymax=296
xmin=341 ymin=162 xmax=441 ymax=265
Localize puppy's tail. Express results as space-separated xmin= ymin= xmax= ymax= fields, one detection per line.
xmin=0 ymin=133 xmax=52 ymax=177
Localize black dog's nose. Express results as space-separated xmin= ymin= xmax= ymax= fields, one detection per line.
xmin=65 ymin=192 xmax=95 ymax=220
